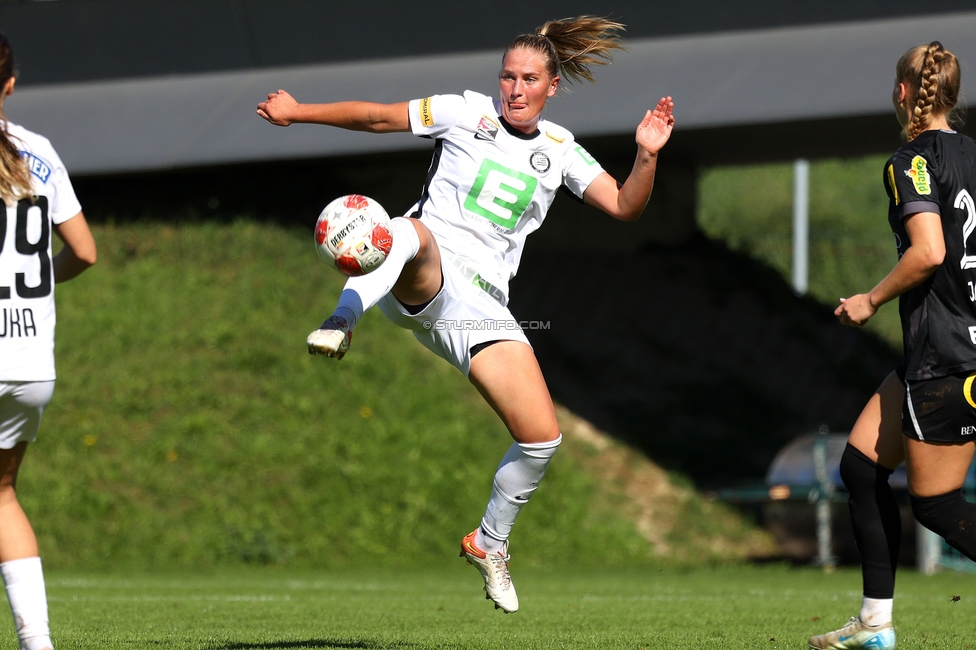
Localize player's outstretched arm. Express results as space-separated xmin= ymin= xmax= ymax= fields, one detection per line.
xmin=256 ymin=89 xmax=410 ymax=133
xmin=584 ymin=96 xmax=674 ymax=221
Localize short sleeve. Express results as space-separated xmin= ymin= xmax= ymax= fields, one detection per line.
xmin=885 ymin=149 xmax=940 ymax=219
xmin=408 ymin=94 xmax=467 ymax=138
xmin=561 ymin=143 xmax=605 ymax=199
xmin=18 ymin=132 xmax=82 ymax=225
xmin=45 ymin=152 xmax=82 ymax=225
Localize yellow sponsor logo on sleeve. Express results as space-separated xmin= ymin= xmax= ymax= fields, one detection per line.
xmin=886 ymin=164 xmax=900 ymax=205
xmin=419 ymin=97 xmax=434 ymax=127
xmin=908 ymin=155 xmax=931 ymax=195
xmin=545 ymin=131 xmax=565 ymax=144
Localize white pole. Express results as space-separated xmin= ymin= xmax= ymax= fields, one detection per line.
xmin=813 ymin=427 xmax=836 ymax=570
xmin=793 ymin=159 xmax=810 ymax=295
xmin=917 ymin=523 xmax=942 ymax=575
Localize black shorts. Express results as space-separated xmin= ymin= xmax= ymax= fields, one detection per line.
xmin=903 ymin=372 xmax=976 ymax=443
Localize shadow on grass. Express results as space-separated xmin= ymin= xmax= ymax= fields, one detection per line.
xmin=211 ymin=640 xmax=412 ymax=649
xmin=509 ymin=236 xmax=901 ymax=488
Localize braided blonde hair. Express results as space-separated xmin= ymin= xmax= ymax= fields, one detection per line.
xmin=897 ymin=41 xmax=962 ymax=141
xmin=0 ymin=33 xmax=31 ymax=205
xmin=505 ymin=16 xmax=625 ymax=87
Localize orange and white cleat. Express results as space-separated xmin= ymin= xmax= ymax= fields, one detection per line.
xmin=460 ymin=529 xmax=518 ymax=613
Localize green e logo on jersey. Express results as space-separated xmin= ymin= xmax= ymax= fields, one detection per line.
xmin=574 ymin=145 xmax=597 ymax=166
xmin=463 ymin=159 xmax=538 ymax=230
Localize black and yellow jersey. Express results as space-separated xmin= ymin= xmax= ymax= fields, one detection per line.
xmin=884 ymin=129 xmax=976 ymax=380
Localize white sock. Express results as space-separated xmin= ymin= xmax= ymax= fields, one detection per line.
xmin=1 ymin=557 xmax=52 ymax=650
xmin=860 ymin=596 xmax=893 ymax=626
xmin=476 ymin=435 xmax=562 ymax=554
xmin=331 ymin=217 xmax=421 ymax=331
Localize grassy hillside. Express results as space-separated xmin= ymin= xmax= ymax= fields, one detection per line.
xmin=21 ymin=221 xmax=764 ymax=570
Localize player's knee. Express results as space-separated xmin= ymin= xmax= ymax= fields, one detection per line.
xmin=518 ymin=432 xmax=562 ymax=453
xmin=910 ymin=489 xmax=974 ymax=547
xmin=390 ymin=217 xmax=423 ymax=255
xmin=0 ymin=481 xmax=18 ymax=506
xmin=839 ymin=443 xmax=891 ymax=493
xmin=512 ymin=424 xmax=561 ymax=446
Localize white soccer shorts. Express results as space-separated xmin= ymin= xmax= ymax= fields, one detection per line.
xmin=0 ymin=381 xmax=55 ymax=449
xmin=378 ymin=256 xmax=530 ymax=376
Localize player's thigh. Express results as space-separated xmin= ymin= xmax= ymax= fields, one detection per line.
xmin=468 ymin=340 xmax=560 ymax=444
xmin=902 ymin=371 xmax=976 ymax=495
xmin=848 ymin=370 xmax=905 ymax=470
xmin=391 ymin=218 xmax=443 ymax=307
xmin=905 ymin=438 xmax=975 ymax=496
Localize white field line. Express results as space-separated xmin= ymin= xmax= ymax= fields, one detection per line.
xmin=49 ymin=594 xmax=292 ymax=602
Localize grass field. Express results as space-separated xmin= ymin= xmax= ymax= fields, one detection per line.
xmin=4 ymin=157 xmax=966 ymax=647
xmin=3 ymin=564 xmax=969 ymax=649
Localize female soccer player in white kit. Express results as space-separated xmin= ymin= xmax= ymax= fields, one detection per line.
xmin=0 ymin=33 xmax=97 ymax=650
xmin=258 ymin=16 xmax=673 ymax=613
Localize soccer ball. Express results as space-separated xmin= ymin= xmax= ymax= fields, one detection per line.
xmin=314 ymin=194 xmax=393 ymax=276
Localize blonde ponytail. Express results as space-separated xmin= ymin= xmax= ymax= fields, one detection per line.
xmin=506 ymin=16 xmax=625 ymax=86
xmin=897 ymin=41 xmax=962 ymax=141
xmin=0 ymin=33 xmax=31 ymax=205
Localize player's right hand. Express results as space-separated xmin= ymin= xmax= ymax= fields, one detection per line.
xmin=257 ymin=89 xmax=298 ymax=126
xmin=835 ymin=295 xmax=876 ymax=327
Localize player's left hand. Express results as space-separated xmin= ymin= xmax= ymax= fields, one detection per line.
xmin=257 ymin=89 xmax=299 ymax=126
xmin=636 ymin=96 xmax=675 ymax=155
xmin=835 ymin=294 xmax=876 ymax=327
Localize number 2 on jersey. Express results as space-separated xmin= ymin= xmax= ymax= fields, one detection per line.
xmin=956 ymin=189 xmax=976 ymax=270
xmin=0 ymin=196 xmax=52 ymax=299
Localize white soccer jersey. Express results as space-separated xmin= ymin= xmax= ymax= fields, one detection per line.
xmin=0 ymin=122 xmax=82 ymax=381
xmin=407 ymin=90 xmax=605 ymax=304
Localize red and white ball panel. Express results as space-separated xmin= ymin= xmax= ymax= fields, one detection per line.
xmin=314 ymin=194 xmax=393 ymax=276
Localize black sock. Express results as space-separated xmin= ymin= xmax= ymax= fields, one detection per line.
xmin=911 ymin=489 xmax=976 ymax=561
xmin=839 ymin=444 xmax=901 ymax=599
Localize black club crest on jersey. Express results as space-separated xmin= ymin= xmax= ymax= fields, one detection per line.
xmin=529 ymin=152 xmax=550 ymax=174
xmin=474 ymin=116 xmax=499 ymax=142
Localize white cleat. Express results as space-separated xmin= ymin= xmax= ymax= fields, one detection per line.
xmin=306 ymin=316 xmax=352 ymax=359
xmin=808 ymin=616 xmax=896 ymax=649
xmin=460 ymin=529 xmax=518 ymax=613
